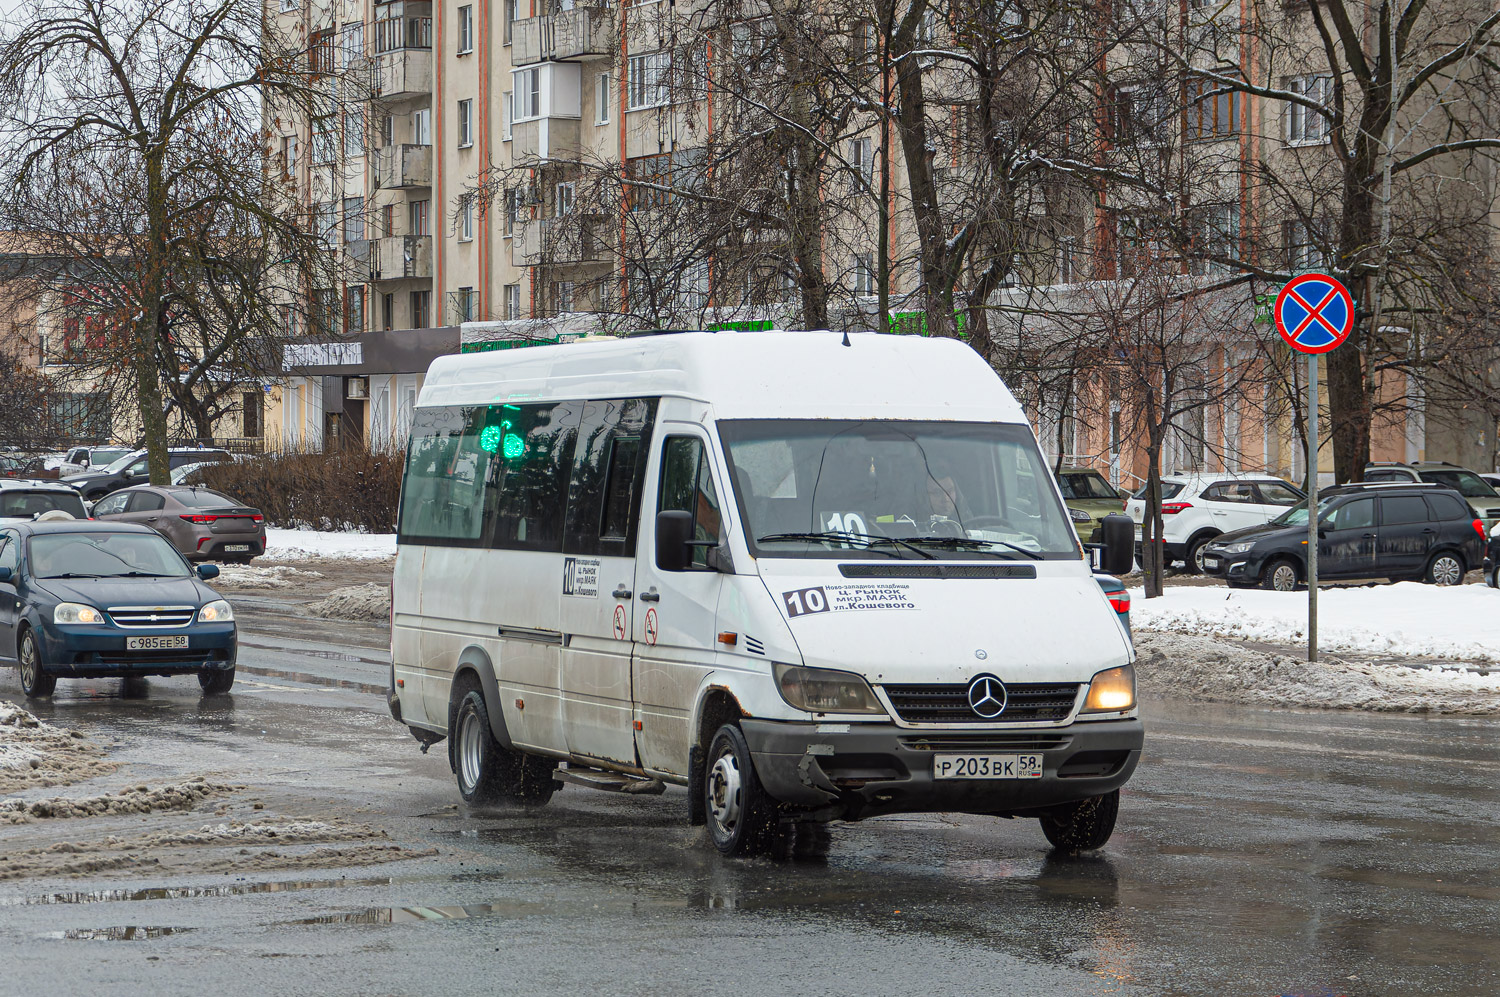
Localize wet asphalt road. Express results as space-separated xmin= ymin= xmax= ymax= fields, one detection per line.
xmin=0 ymin=606 xmax=1497 ymax=997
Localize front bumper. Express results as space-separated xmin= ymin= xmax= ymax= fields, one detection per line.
xmin=35 ymin=621 xmax=236 ymax=677
xmin=740 ymin=718 xmax=1143 ymax=820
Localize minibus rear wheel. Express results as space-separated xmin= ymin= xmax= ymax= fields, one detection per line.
xmin=452 ymin=684 xmax=555 ymax=806
xmin=1038 ymin=790 xmax=1119 ymax=853
xmin=704 ymin=724 xmax=775 ymax=856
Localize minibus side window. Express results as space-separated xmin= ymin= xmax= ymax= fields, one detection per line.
xmin=563 ymin=397 xmax=657 ymax=556
xmin=659 ymin=436 xmax=722 ymax=569
xmin=490 ymin=402 xmax=578 ymax=552
xmin=397 ymin=405 xmax=495 ymax=546
xmin=600 ymin=438 xmax=641 ymax=541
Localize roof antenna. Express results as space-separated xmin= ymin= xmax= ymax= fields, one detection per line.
xmin=841 ymin=330 xmax=851 ymax=347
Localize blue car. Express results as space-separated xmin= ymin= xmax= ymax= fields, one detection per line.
xmin=0 ymin=521 xmax=237 ymax=697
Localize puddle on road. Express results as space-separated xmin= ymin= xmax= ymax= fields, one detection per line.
xmin=236 ymin=643 xmax=386 ymax=666
xmin=3 ymin=876 xmax=392 ymax=907
xmin=286 ymin=902 xmax=534 ymax=926
xmin=233 ymin=664 xmax=387 ymax=696
xmin=44 ymin=926 xmax=193 ymax=941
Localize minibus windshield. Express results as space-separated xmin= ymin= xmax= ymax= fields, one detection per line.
xmin=719 ymin=420 xmax=1079 ymax=559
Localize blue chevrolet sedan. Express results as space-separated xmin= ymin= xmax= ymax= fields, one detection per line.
xmin=0 ymin=521 xmax=236 ymax=697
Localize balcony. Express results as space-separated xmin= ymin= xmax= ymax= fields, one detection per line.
xmin=512 ymin=216 xmax=606 ymax=267
xmin=512 ymin=5 xmax=614 ymax=67
xmin=511 ymin=117 xmax=581 ymax=166
xmin=374 ymin=48 xmax=432 ymax=100
xmin=374 ymin=235 xmax=432 ymax=280
xmin=375 ymin=144 xmax=432 ymax=188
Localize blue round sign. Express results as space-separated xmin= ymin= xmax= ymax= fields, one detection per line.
xmin=1274 ymin=273 xmax=1353 ymax=354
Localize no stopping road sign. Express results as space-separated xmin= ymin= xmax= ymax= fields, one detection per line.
xmin=1274 ymin=272 xmax=1354 ymax=354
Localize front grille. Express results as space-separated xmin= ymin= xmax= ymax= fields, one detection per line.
xmin=106 ymin=607 xmax=195 ymax=629
xmin=68 ymin=648 xmax=228 ymax=666
xmin=899 ymin=734 xmax=1072 ymax=752
xmin=882 ymin=683 xmax=1081 ymax=724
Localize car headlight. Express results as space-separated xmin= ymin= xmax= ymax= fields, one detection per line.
xmin=1082 ymin=665 xmax=1135 ymax=713
xmin=54 ymin=602 xmax=105 ymax=624
xmin=773 ymin=663 xmax=885 ymax=715
xmin=1069 ymin=508 xmax=1090 ymax=522
xmin=197 ymin=600 xmax=234 ymax=623
xmin=1222 ymin=541 xmax=1255 ymax=554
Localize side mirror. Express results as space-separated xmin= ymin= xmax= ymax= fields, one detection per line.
xmin=0 ymin=566 xmax=11 ymax=583
xmin=196 ymin=564 xmax=220 ymax=580
xmin=655 ymin=510 xmax=694 ymax=572
xmin=1099 ymin=513 xmax=1135 ymax=576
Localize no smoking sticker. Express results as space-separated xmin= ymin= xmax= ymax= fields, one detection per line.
xmin=644 ymin=608 xmax=659 ymax=646
xmin=612 ymin=604 xmax=627 ymax=640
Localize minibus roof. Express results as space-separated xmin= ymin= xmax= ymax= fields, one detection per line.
xmin=420 ymin=331 xmax=1027 ymax=424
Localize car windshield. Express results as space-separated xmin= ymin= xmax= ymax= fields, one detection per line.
xmin=1271 ymin=497 xmax=1344 ymax=527
xmin=174 ymin=489 xmax=238 ymax=509
xmin=1058 ymin=472 xmax=1120 ymax=501
xmin=0 ymin=491 xmax=87 ymax=520
xmin=101 ymin=451 xmax=142 ymax=474
xmin=1418 ymin=469 xmax=1497 ymax=498
xmin=89 ymin=448 xmax=127 ymax=464
xmin=29 ymin=532 xmax=191 ymax=578
xmin=718 ymin=419 xmax=1079 ymax=559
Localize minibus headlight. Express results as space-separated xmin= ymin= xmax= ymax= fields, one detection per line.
xmin=1082 ymin=665 xmax=1135 ymax=713
xmin=773 ymin=663 xmax=886 ymax=715
xmin=54 ymin=602 xmax=104 ymax=624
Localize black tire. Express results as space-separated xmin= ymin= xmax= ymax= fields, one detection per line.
xmin=1039 ymin=789 xmax=1120 ymax=853
xmin=704 ymin=723 xmax=776 ymax=856
xmin=198 ymin=666 xmax=235 ymax=694
xmin=1261 ymin=558 xmax=1300 ymax=592
xmin=1184 ymin=534 xmax=1218 ymax=575
xmin=17 ymin=628 xmax=55 ymax=698
xmin=1423 ymin=551 xmax=1465 ymax=586
xmin=1488 ymin=566 xmax=1498 ymax=589
xmin=450 ymin=686 xmax=556 ymax=805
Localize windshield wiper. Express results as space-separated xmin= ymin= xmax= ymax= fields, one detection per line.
xmin=756 ymin=531 xmax=930 ymax=559
xmin=118 ymin=571 xmax=175 ymax=578
xmin=45 ymin=572 xmax=105 ymax=579
xmin=898 ymin=536 xmax=1045 ymax=560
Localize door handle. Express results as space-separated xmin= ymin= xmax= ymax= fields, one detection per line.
xmin=612 ymin=585 xmax=632 ymax=600
xmin=1361 ymin=533 xmax=1376 ymax=539
xmin=1421 ymin=528 xmax=1437 ymax=534
xmin=639 ymin=589 xmax=660 ymax=603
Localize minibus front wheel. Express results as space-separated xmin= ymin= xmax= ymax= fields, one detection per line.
xmin=1038 ymin=790 xmax=1119 ymax=852
xmin=452 ymin=680 xmax=557 ymax=806
xmin=704 ymin=724 xmax=776 ymax=857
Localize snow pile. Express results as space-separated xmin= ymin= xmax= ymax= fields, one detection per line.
xmin=146 ymin=819 xmax=384 ymax=846
xmin=1132 ymin=582 xmax=1500 ymax=662
xmin=1136 ymin=632 xmax=1500 ymax=714
xmin=308 ymin=583 xmax=390 ymax=622
xmin=0 ymin=779 xmax=234 ymax=823
xmin=263 ymin=529 xmax=396 ymax=562
xmin=211 ymin=564 xmax=325 ymax=590
xmin=0 ymin=702 xmax=114 ymax=792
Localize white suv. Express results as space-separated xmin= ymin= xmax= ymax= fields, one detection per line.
xmin=1125 ymin=473 xmax=1305 ymax=572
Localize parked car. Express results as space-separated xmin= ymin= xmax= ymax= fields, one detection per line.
xmin=1480 ymin=473 xmax=1500 ymax=492
xmin=1200 ymin=482 xmax=1485 ymax=590
xmin=0 ymin=480 xmax=89 ymax=521
xmin=1125 ymin=473 xmax=1306 ymax=573
xmin=1096 ymin=575 xmax=1131 ymax=636
xmin=1057 ymin=468 xmax=1126 ymax=543
xmin=0 ymin=520 xmax=237 ymax=697
xmin=0 ymin=453 xmax=60 ymax=480
xmin=90 ymin=485 xmax=265 ymax=562
xmin=1364 ymin=462 xmax=1500 ymax=530
xmin=56 ymin=445 xmax=131 ymax=477
xmin=62 ymin=447 xmax=233 ymax=501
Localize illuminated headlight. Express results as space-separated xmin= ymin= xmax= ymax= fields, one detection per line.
xmin=197 ymin=600 xmax=234 ymax=623
xmin=1221 ymin=541 xmax=1255 ymax=554
xmin=1069 ymin=508 xmax=1091 ymax=522
xmin=54 ymin=602 xmax=104 ymax=624
xmin=773 ymin=663 xmax=885 ymax=715
xmin=1082 ymin=665 xmax=1135 ymax=713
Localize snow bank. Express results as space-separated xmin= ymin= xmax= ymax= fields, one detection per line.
xmin=263 ymin=529 xmax=396 ymax=562
xmin=0 ymin=702 xmax=115 ymax=792
xmin=1136 ymin=632 xmax=1500 ymax=714
xmin=1132 ymin=582 xmax=1500 ymax=662
xmin=212 ymin=564 xmax=324 ymax=589
xmin=308 ymin=583 xmax=390 ymax=622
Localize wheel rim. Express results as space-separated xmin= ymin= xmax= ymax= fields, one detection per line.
xmin=1193 ymin=545 xmax=1208 ymax=572
xmin=18 ymin=635 xmax=36 ymax=689
xmin=707 ymin=748 xmax=743 ymax=835
xmin=1272 ymin=564 xmax=1297 ymax=591
xmin=458 ymin=708 xmax=483 ymax=793
xmin=1432 ymin=556 xmax=1462 ymax=586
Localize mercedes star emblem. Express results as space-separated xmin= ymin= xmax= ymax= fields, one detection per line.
xmin=966 ymin=674 xmax=1007 ymax=719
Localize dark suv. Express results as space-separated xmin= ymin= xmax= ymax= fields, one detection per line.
xmin=1199 ymin=483 xmax=1485 ymax=590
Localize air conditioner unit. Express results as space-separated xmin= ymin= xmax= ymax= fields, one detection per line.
xmin=346 ymin=376 xmax=369 ymax=400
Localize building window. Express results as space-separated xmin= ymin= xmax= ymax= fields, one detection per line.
xmin=595 ymin=73 xmax=611 ymax=124
xmin=554 ymin=182 xmax=574 ymax=216
xmin=343 ymin=109 xmax=365 ymax=159
xmin=503 ymin=188 xmax=520 ymax=235
xmin=849 ymin=137 xmax=873 ymax=194
xmin=412 ymin=107 xmax=431 ymax=146
xmin=410 ymin=289 xmax=431 ymax=328
xmin=314 ymin=289 xmax=339 ymax=334
xmin=1190 ymin=204 xmax=1239 ymax=274
xmin=380 ymin=114 xmax=395 ymax=146
xmin=1186 ymin=77 xmax=1238 ymax=141
xmin=315 ymin=201 xmax=338 ymax=241
xmin=1284 ymin=217 xmax=1331 ymax=270
xmin=341 ymin=21 xmax=364 ymax=67
xmin=1116 ymin=85 xmax=1170 ymax=146
xmin=626 ymin=152 xmax=671 ymax=210
xmin=1058 ymin=235 xmax=1080 ymax=283
xmin=279 ymin=0 xmax=297 ymax=11
xmin=502 ymin=90 xmax=513 ymax=140
xmin=627 ymin=52 xmax=670 ymax=110
xmin=460 ymin=200 xmax=474 ymax=241
xmin=504 ymin=283 xmax=521 ymax=320
xmin=457 ymin=5 xmax=474 ymax=54
xmin=457 ymin=98 xmax=473 ymax=148
xmin=280 ymin=133 xmax=298 ymax=177
xmin=504 ymin=0 xmax=518 ymax=43
xmin=310 ymin=29 xmax=335 ymax=75
xmin=1286 ymin=75 xmax=1332 ymax=145
xmin=381 ymin=203 xmax=396 ymax=236
xmin=514 ymin=69 xmax=540 ymax=119
xmin=454 ymin=287 xmax=476 ymax=323
xmin=409 ymin=199 xmax=430 ymax=236
xmin=853 ymin=253 xmax=875 ymax=295
xmin=342 ymin=196 xmax=364 ymax=242
xmin=382 ymin=292 xmax=395 ymax=331
xmin=242 ymin=391 xmax=263 ymax=439
xmin=553 ymin=281 xmax=575 ymax=313
xmin=346 ymin=285 xmax=366 ymax=333
xmin=311 ymin=116 xmax=335 ymax=164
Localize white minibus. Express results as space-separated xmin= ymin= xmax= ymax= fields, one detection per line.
xmin=389 ymin=331 xmax=1141 ymax=855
